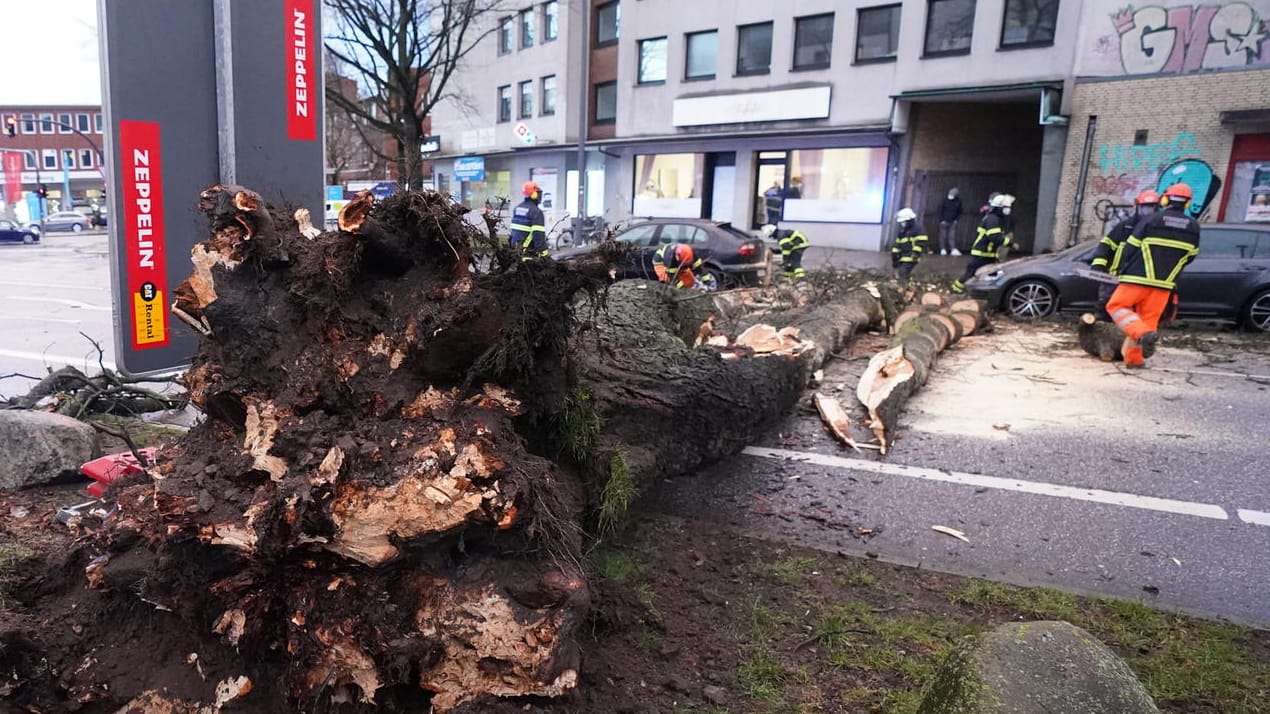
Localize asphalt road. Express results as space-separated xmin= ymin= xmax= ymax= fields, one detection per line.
xmin=0 ymin=230 xmax=119 ymax=400
xmin=5 ymin=236 xmax=1269 ymax=626
xmin=651 ymin=321 xmax=1270 ymax=626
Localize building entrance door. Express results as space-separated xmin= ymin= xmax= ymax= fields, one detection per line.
xmin=703 ymin=152 xmax=736 ymax=222
xmin=753 ymin=151 xmax=788 ymax=228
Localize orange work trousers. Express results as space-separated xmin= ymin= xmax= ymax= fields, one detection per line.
xmin=1105 ymin=283 xmax=1171 ymax=366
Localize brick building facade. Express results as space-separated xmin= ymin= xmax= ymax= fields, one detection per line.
xmin=0 ymin=105 xmax=107 ymax=221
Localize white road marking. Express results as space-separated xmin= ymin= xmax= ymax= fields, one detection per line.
xmin=0 ymin=347 xmax=117 ymax=372
xmin=0 ymin=315 xmax=83 ymax=325
xmin=5 ymin=295 xmax=111 ymax=312
xmin=742 ymin=446 xmax=1230 ymax=521
xmin=1156 ymin=367 xmax=1270 ymax=382
xmin=0 ymin=280 xmax=111 ymax=292
xmin=1237 ymin=509 xmax=1270 ymax=527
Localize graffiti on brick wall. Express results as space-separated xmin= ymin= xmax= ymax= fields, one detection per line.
xmin=1090 ymin=132 xmax=1200 ymax=206
xmin=1078 ymin=0 xmax=1270 ymax=76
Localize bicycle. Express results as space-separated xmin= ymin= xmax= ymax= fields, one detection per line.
xmin=555 ymin=215 xmax=608 ymax=250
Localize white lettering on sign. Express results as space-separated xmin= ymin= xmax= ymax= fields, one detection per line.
xmin=293 ymin=9 xmax=309 ymax=118
xmin=132 ymin=149 xmax=154 ymax=269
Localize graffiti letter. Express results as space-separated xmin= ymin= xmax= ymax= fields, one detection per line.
xmin=1121 ymin=7 xmax=1174 ymax=74
xmin=1161 ymin=5 xmax=1218 ymax=72
xmin=1204 ymin=3 xmax=1261 ymax=69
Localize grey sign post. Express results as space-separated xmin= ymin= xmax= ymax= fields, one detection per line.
xmin=100 ymin=0 xmax=323 ymax=377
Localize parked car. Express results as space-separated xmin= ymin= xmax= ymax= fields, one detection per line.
xmin=42 ymin=211 xmax=92 ymax=233
xmin=0 ymin=219 xmax=40 ymax=244
xmin=964 ymin=223 xmax=1270 ymax=332
xmin=552 ymin=218 xmax=771 ymax=287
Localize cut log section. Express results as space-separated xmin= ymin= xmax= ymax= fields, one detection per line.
xmin=814 ymin=392 xmax=863 ymax=454
xmin=1078 ymin=312 xmax=1124 ymax=361
xmin=857 ymin=299 xmax=989 ymax=453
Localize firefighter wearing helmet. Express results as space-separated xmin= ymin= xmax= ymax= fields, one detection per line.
xmin=1088 ymin=189 xmax=1160 ymax=319
xmin=510 ymin=181 xmax=548 ymax=259
xmin=761 ymin=223 xmax=810 ymax=280
xmin=1105 ymin=182 xmax=1200 ymax=367
xmin=952 ymin=194 xmax=1014 ymax=293
xmin=890 ymin=208 xmax=928 ymax=281
xmin=652 ymin=241 xmax=715 ymax=290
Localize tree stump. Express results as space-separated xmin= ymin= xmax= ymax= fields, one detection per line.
xmin=1078 ymin=312 xmax=1124 ymax=362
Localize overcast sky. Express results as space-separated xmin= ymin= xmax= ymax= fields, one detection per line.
xmin=1 ymin=1 xmax=101 ymax=105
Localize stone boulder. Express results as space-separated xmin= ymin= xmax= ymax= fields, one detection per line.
xmin=0 ymin=410 xmax=96 ymax=491
xmin=918 ymin=620 xmax=1159 ymax=714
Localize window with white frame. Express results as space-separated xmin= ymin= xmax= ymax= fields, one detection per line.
xmin=58 ymin=114 xmax=72 ymax=133
xmin=94 ymin=113 xmax=103 ymax=132
xmin=62 ymin=150 xmax=75 ymax=169
xmin=80 ymin=150 xmax=95 ymax=168
xmin=77 ymin=113 xmax=90 ymax=132
xmin=42 ymin=150 xmax=57 ymax=169
xmin=21 ymin=114 xmax=35 ymax=133
xmin=638 ymin=37 xmax=668 ymax=84
xmin=23 ymin=152 xmax=36 ymax=170
xmin=40 ymin=114 xmax=54 ymax=133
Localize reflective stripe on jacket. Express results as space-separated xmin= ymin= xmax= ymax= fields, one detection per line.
xmin=971 ymin=213 xmax=1007 ymax=259
xmin=1116 ymin=208 xmax=1200 ymax=290
xmin=1091 ymin=213 xmax=1143 ymax=274
xmin=653 ymin=242 xmax=703 ymax=284
xmin=509 ymin=199 xmax=547 ymax=257
xmin=778 ymin=230 xmax=810 ymax=255
xmin=891 ymin=223 xmax=928 ymax=263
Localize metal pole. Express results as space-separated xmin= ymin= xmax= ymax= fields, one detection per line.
xmin=574 ymin=0 xmax=589 ymax=220
xmin=1067 ymin=115 xmax=1098 ymax=248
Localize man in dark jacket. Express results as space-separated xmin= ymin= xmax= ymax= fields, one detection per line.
xmin=509 ymin=181 xmax=548 ymax=259
xmin=1089 ymin=189 xmax=1158 ymax=319
xmin=891 ymin=208 xmax=928 ymax=281
xmin=937 ymin=187 xmax=963 ymax=256
xmin=1106 ymin=183 xmax=1200 ymax=367
xmin=952 ymin=194 xmax=1012 ymax=294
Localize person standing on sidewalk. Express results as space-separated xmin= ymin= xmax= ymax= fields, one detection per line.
xmin=891 ymin=208 xmax=928 ymax=281
xmin=937 ymin=187 xmax=963 ymax=256
xmin=951 ymin=194 xmax=1012 ymax=294
xmin=1105 ymin=183 xmax=1200 ymax=368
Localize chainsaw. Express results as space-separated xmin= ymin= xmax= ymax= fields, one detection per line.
xmin=1073 ymin=267 xmax=1120 ymax=285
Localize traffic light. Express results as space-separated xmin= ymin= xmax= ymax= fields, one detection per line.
xmin=4 ymin=116 xmax=15 ymax=137
xmin=38 ymin=184 xmax=48 ymax=198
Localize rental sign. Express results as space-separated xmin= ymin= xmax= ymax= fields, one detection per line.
xmin=101 ymin=0 xmax=323 ymax=375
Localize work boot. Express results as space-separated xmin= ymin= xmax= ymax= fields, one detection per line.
xmin=1139 ymin=331 xmax=1159 ymax=358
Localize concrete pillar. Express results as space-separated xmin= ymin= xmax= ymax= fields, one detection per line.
xmin=1034 ymin=124 xmax=1070 ymax=253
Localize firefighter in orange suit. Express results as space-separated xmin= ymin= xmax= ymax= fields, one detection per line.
xmin=653 ymin=242 xmax=715 ymax=290
xmin=509 ymin=181 xmax=548 ymax=259
xmin=1089 ymin=189 xmax=1158 ymax=320
xmin=1105 ymin=183 xmax=1200 ymax=367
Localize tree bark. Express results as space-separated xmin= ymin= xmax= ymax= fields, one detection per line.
xmin=1078 ymin=312 xmax=1125 ymax=361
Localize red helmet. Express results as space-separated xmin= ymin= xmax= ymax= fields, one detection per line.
xmin=672 ymin=243 xmax=694 ymax=266
xmin=1162 ymin=183 xmax=1193 ymax=202
xmin=1135 ymin=190 xmax=1160 ymax=206
xmin=522 ymin=181 xmax=541 ymax=199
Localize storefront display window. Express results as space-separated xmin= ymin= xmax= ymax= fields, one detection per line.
xmin=1224 ymin=161 xmax=1270 ymax=223
xmin=632 ymin=153 xmax=705 ymax=218
xmin=463 ymin=169 xmax=511 ymax=211
xmin=782 ymin=148 xmax=889 ymax=222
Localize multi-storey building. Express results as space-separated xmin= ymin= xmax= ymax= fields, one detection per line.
xmin=430 ymin=0 xmax=1084 ymax=251
xmin=0 ymin=105 xmax=108 ymax=221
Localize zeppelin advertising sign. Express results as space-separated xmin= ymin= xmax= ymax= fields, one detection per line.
xmin=102 ymin=0 xmax=322 ymax=375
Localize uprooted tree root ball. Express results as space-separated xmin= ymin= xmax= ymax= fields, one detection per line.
xmin=0 ymin=187 xmax=900 ymax=713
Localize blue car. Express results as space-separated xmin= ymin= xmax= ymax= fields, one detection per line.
xmin=0 ymin=219 xmax=40 ymax=244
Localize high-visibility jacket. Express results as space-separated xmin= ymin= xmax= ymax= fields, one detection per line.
xmin=1116 ymin=207 xmax=1200 ymax=291
xmin=970 ymin=212 xmax=1008 ymax=259
xmin=509 ymin=199 xmax=547 ymax=258
xmin=778 ymin=229 xmax=809 ymax=256
xmin=653 ymin=242 xmax=703 ymax=287
xmin=891 ymin=222 xmax=928 ymax=263
xmin=1090 ymin=215 xmax=1138 ymax=274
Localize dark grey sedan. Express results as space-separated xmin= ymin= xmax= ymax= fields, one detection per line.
xmin=552 ymin=218 xmax=771 ymax=287
xmin=965 ymin=224 xmax=1270 ymax=332
xmin=0 ymin=219 xmax=40 ymax=244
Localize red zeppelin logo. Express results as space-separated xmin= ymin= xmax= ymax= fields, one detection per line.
xmin=287 ymin=0 xmax=317 ymax=140
xmin=120 ymin=121 xmax=169 ymax=349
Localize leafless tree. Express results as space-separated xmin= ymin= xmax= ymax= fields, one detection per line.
xmin=324 ymin=0 xmax=505 ymax=189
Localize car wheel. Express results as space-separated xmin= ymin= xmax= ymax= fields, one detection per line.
xmin=1245 ymin=289 xmax=1270 ymax=333
xmin=1003 ymin=280 xmax=1058 ymax=319
xmin=22 ymin=234 xmax=34 ymax=245
xmin=72 ymin=223 xmax=84 ymax=233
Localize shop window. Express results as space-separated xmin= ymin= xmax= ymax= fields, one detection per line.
xmin=543 ymin=1 xmax=558 ymax=42
xmin=638 ymin=37 xmax=668 ymax=84
xmin=497 ymin=85 xmax=512 ymax=122
xmin=594 ymin=81 xmax=617 ymax=124
xmin=736 ymin=21 xmax=773 ymax=75
xmin=463 ymin=169 xmax=511 ymax=212
xmin=782 ymin=147 xmax=890 ymax=223
xmin=856 ymin=5 xmax=901 ymax=62
xmin=685 ymin=30 xmax=718 ymax=80
xmin=596 ymin=1 xmax=619 ymax=46
xmin=541 ymin=75 xmax=557 ymax=116
xmin=499 ymin=17 xmax=513 ymax=54
xmin=519 ymin=80 xmax=534 ymax=119
xmin=1225 ymin=162 xmax=1270 ymax=223
xmin=633 ymin=153 xmax=705 ymax=218
xmin=520 ymin=8 xmax=535 ymax=49
xmin=1000 ymin=0 xmax=1058 ymax=48
xmin=924 ymin=0 xmax=975 ymax=56
xmin=793 ymin=13 xmax=834 ymax=70
xmin=21 ymin=113 xmax=35 ymax=134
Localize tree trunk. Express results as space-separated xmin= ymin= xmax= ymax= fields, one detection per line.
xmin=857 ymin=293 xmax=986 ymax=453
xmin=1 ymin=188 xmax=896 ymax=714
xmin=1078 ymin=312 xmax=1124 ymax=361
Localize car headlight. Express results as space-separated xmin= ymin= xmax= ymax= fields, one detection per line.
xmin=969 ymin=269 xmax=1005 ymax=285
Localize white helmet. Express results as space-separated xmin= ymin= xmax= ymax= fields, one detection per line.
xmin=760 ymin=224 xmax=777 ymax=238
xmin=896 ymin=208 xmax=917 ymax=223
xmin=990 ymin=194 xmax=1016 ymax=209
